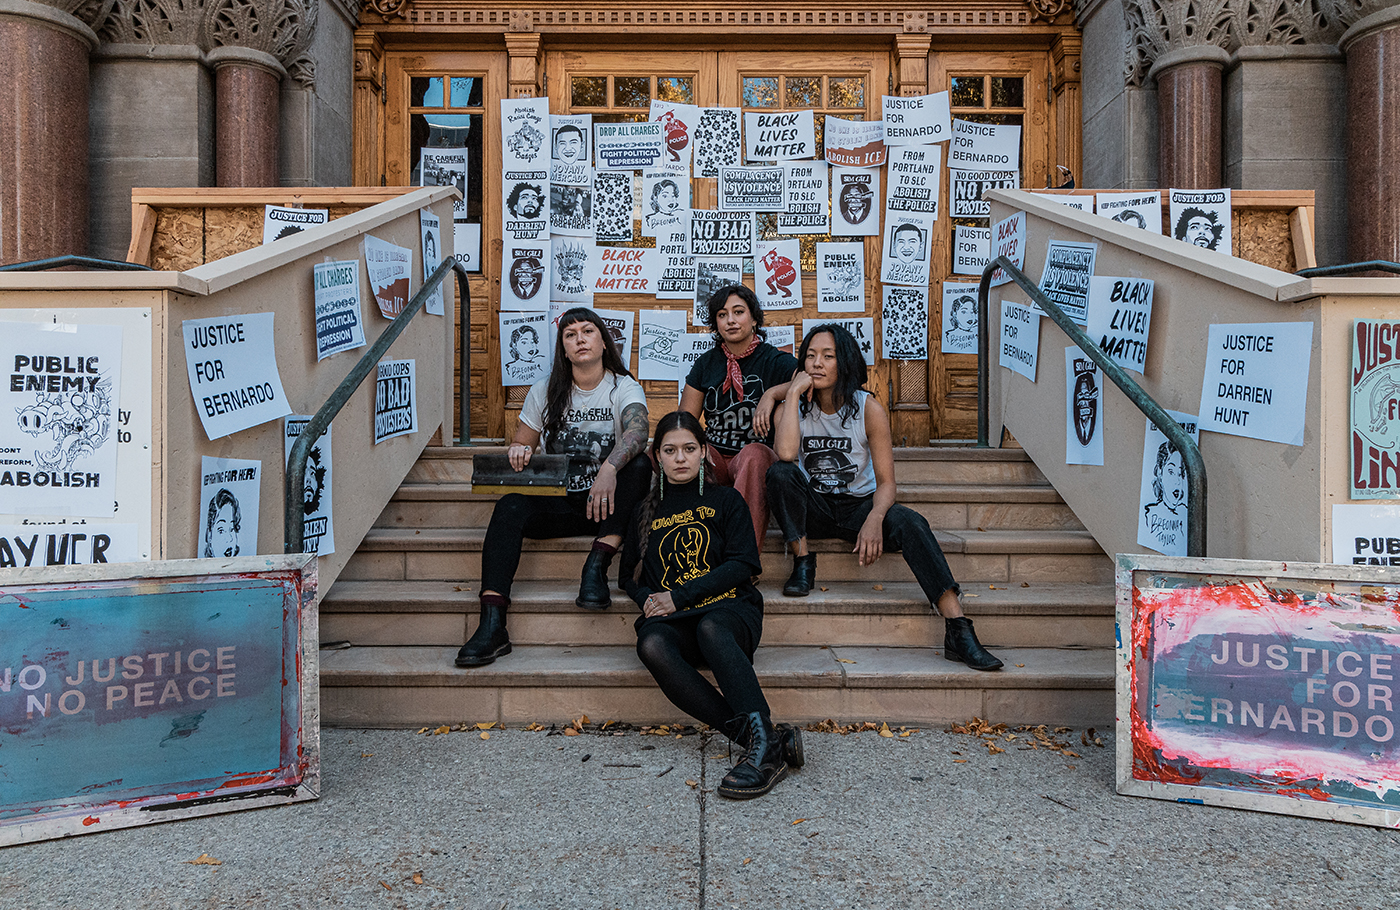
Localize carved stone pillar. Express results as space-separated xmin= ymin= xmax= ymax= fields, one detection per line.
xmin=504 ymin=28 xmax=542 ymax=99
xmin=208 ymin=47 xmax=285 ymax=186
xmin=1149 ymin=46 xmax=1229 ymax=188
xmin=0 ymin=0 xmax=110 ymax=263
xmin=1341 ymin=3 xmax=1400 ymax=264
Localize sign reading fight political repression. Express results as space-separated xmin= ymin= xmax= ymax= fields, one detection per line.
xmin=999 ymin=299 xmax=1040 ymax=382
xmin=831 ymin=168 xmax=880 ymax=236
xmin=1037 ymin=240 xmax=1098 ymax=324
xmin=1351 ymin=320 xmax=1400 ymax=499
xmin=312 ymin=261 xmax=367 ymax=361
xmin=198 ymin=456 xmax=260 ymax=558
xmin=284 ymin=417 xmax=334 ymax=556
xmin=1196 ymin=322 xmax=1313 ymax=446
xmin=779 ymin=162 xmax=829 ymax=234
xmin=1065 ymin=348 xmax=1104 ymax=466
xmin=802 ymin=318 xmax=875 ymax=366
xmin=816 ymin=242 xmax=865 ymax=313
xmin=948 ymin=119 xmax=1021 ymax=172
xmin=720 ymin=166 xmax=786 ymax=211
xmin=262 ymin=205 xmax=328 ymax=244
xmin=1332 ymin=503 xmax=1400 ymax=565
xmin=1086 ymin=276 xmax=1154 ymax=374
xmin=690 ymin=210 xmax=755 ymax=257
xmin=363 ymin=234 xmax=413 ymax=319
xmin=373 ymin=359 xmax=417 ymax=444
xmin=744 ymin=110 xmax=816 ymax=161
xmin=882 ymin=286 xmax=929 ymax=360
xmin=823 ymin=117 xmax=886 ymax=168
xmin=885 ymin=146 xmax=941 ymax=218
xmin=182 ymin=313 xmax=291 ymax=441
xmin=595 ymin=120 xmax=666 ymax=171
xmin=755 ymin=239 xmax=803 ymax=310
xmin=882 ymin=92 xmax=951 ymax=145
xmin=952 ymin=225 xmax=991 ymax=276
xmin=1137 ymin=410 xmax=1198 ymax=557
xmin=1117 ymin=554 xmax=1400 ymax=829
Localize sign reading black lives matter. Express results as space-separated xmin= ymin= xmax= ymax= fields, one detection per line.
xmin=182 ymin=313 xmax=291 ymax=441
xmin=1 ymin=322 xmax=122 ymax=517
xmin=1085 ymin=275 xmax=1154 ymax=373
xmin=373 ymin=359 xmax=417 ymax=444
xmin=284 ymin=417 xmax=334 ymax=556
xmin=743 ymin=110 xmax=816 ymax=161
xmin=690 ymin=210 xmax=755 ymax=257
xmin=1037 ymin=239 xmax=1098 ymax=324
xmin=312 ymin=260 xmax=367 ymax=361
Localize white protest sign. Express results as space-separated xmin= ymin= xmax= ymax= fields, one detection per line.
xmin=802 ymin=318 xmax=875 ymax=365
xmin=263 ymin=206 xmax=328 ymax=244
xmin=1138 ymin=410 xmax=1199 ymax=557
xmin=1085 ymin=276 xmax=1154 ymax=374
xmin=594 ymin=309 xmax=636 ymax=368
xmin=455 ymin=222 xmax=482 ymax=273
xmin=1170 ymin=188 xmax=1232 ymax=253
xmin=1038 ymin=194 xmax=1091 ymax=211
xmin=999 ymin=299 xmax=1039 ymax=382
xmin=823 ymin=117 xmax=886 ymax=168
xmin=882 ymin=92 xmax=952 ymax=145
xmin=642 ymin=172 xmax=689 ymax=237
xmin=831 ymin=168 xmax=880 ymax=236
xmin=1038 ymin=239 xmax=1097 ymax=324
xmin=779 ymin=162 xmax=829 ymax=234
xmin=656 ymin=223 xmax=696 ymax=301
xmin=1096 ymin=191 xmax=1162 ymax=233
xmin=941 ymin=283 xmax=980 ymax=355
xmin=949 ymin=169 xmax=1019 ymax=219
xmin=363 ymin=234 xmax=413 ymax=319
xmin=594 ymin=248 xmax=660 ymax=296
xmin=182 ymin=313 xmax=290 ymax=440
xmin=690 ymin=210 xmax=755 ymax=257
xmin=0 ymin=522 xmax=139 ymax=567
xmin=198 ymin=456 xmax=260 ymax=558
xmin=744 ymin=110 xmax=816 ymax=161
xmin=501 ymin=242 xmax=551 ymax=312
xmin=1066 ymin=348 xmax=1104 ymax=466
xmin=1332 ymin=503 xmax=1400 ymax=565
xmin=765 ymin=324 xmax=796 ymax=356
xmin=373 ymin=359 xmax=417 ymax=444
xmin=885 ymin=146 xmax=941 ymax=218
xmin=419 ymin=210 xmax=444 ymax=316
xmin=816 ymin=242 xmax=865 ymax=313
xmin=500 ymin=97 xmax=550 ymax=171
xmin=882 ymin=286 xmax=929 ymax=360
xmin=419 ymin=147 xmax=468 ymax=229
xmin=595 ymin=121 xmax=666 ymax=171
xmin=550 ymin=183 xmax=594 ymax=238
xmin=756 ymin=239 xmax=803 ymax=310
xmin=312 ymin=261 xmax=367 ymax=361
xmin=650 ymin=100 xmax=698 ymax=172
xmin=1197 ymin=322 xmax=1313 ymax=446
xmin=693 ymin=259 xmax=744 ymax=326
xmin=551 ymin=238 xmax=597 ymax=304
xmin=693 ymin=108 xmax=743 ymax=178
xmin=948 ymin=119 xmax=1022 ymax=172
xmin=720 ymin=166 xmax=787 ymax=211
xmin=676 ymin=333 xmax=714 ymax=396
xmin=638 ymin=310 xmax=688 ymax=381
xmin=593 ymin=171 xmax=633 ymax=243
xmin=284 ymin=416 xmax=334 ymax=556
xmin=880 ymin=213 xmax=935 ymax=287
xmin=550 ymin=114 xmax=592 ymax=186
xmin=502 ymin=170 xmax=549 ymax=242
xmin=500 ymin=311 xmax=549 ymax=387
xmin=952 ymin=225 xmax=991 ymax=276
xmin=989 ymin=211 xmax=1026 ymax=287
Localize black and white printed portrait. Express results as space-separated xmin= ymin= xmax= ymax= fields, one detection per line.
xmin=423 ymin=232 xmax=437 ymax=261
xmin=839 ymin=181 xmax=874 ymax=226
xmin=507 ymin=182 xmax=545 ymax=220
xmin=509 ymin=254 xmax=545 ymax=300
xmin=552 ymin=124 xmax=588 ymax=166
xmin=892 ymin=222 xmax=926 ymax=264
xmin=551 ymin=185 xmax=591 ymax=232
xmin=1144 ymin=439 xmax=1186 ymax=522
xmin=1072 ymin=370 xmax=1098 ymax=447
xmin=506 ymin=324 xmax=543 ymax=373
xmin=1113 ymin=209 xmax=1147 ymax=230
xmin=1174 ymin=207 xmax=1223 ymax=251
xmin=303 ymin=446 xmax=327 ymax=515
xmin=805 ymin=449 xmax=857 ymax=495
xmin=203 ymin=488 xmax=241 ymax=558
xmin=945 ymin=294 xmax=977 ymax=340
xmin=645 ymin=179 xmax=683 ymax=230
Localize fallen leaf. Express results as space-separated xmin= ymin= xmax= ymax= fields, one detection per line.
xmin=434 ymin=725 xmax=450 ymax=735
xmin=479 ymin=732 xmax=490 ymax=740
xmin=879 ymin=723 xmax=894 ymax=738
xmin=380 ymin=881 xmax=391 ymax=891
xmin=1021 ymin=582 xmax=1030 ymax=587
xmin=685 ymin=779 xmax=699 ymax=788
xmin=186 ymin=854 xmax=222 ymax=866
xmin=1015 ymin=663 xmax=1025 ymax=668
xmin=835 ymin=658 xmax=857 ymax=664
xmin=900 ymin=731 xmax=911 ymax=737
xmin=413 ymin=873 xmax=423 ymax=885
xmin=791 ymin=818 xmax=806 ymax=825
xmin=819 ymin=586 xmax=829 ymax=592
xmin=417 ymin=727 xmax=429 ymax=734
xmin=872 ymin=584 xmax=884 ymax=591
xmin=563 ymin=728 xmax=579 ymax=737
xmin=475 ymin=722 xmax=494 ymax=731
xmin=742 ymin=858 xmax=752 ymax=866
xmin=360 ymin=752 xmax=374 ymax=758
xmin=953 ymin=759 xmax=968 ymax=763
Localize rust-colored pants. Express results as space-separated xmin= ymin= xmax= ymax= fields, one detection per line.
xmin=707 ymin=443 xmax=778 ymax=551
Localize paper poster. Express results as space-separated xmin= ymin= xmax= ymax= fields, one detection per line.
xmin=1085 ymin=276 xmax=1154 ymax=374
xmin=831 ymin=168 xmax=880 ymax=236
xmin=1351 ymin=319 xmax=1400 ymax=498
xmin=880 ymin=213 xmax=935 ymax=287
xmin=989 ymin=210 xmax=1027 ymax=287
xmin=0 ymin=322 xmax=121 ymax=517
xmin=949 ymin=169 xmax=1019 ymax=219
xmin=755 ymin=239 xmax=803 ymax=310
xmin=284 ymin=416 xmax=334 ymax=556
xmin=948 ymin=119 xmax=1022 ymax=172
xmin=1196 ymin=322 xmax=1313 ymax=446
xmin=594 ymin=248 xmax=659 ymax=295
xmin=373 ymin=359 xmax=417 ymax=444
xmin=885 ymin=146 xmax=941 ymax=218
xmin=802 ymin=317 xmax=875 ymax=365
xmin=692 ymin=108 xmax=743 ymax=178
xmin=1096 ymin=191 xmax=1162 ymax=233
xmin=693 ymin=259 xmax=744 ymax=325
xmin=551 ymin=238 xmax=597 ymax=304
xmin=455 ymin=222 xmax=482 ymax=273
xmin=778 ymin=162 xmax=829 ymax=234
xmin=690 ymin=210 xmax=754 ymax=257
xmin=546 ymin=301 xmax=570 ymax=361
xmin=550 ymin=184 xmax=593 ymax=237
xmin=362 ymin=234 xmax=413 ymax=319
xmin=952 ymin=225 xmax=991 ymax=276
xmin=823 ymin=116 xmax=886 ymax=168
xmin=999 ymin=299 xmax=1040 ymax=382
xmin=419 ymin=210 xmax=444 ymax=317
xmin=1040 ymin=194 xmax=1092 ymax=211
xmin=419 ymin=147 xmax=468 ymax=225
xmin=593 ymin=171 xmax=634 ymax=243
xmin=941 ymin=283 xmax=980 ymax=355
xmin=650 ymin=100 xmax=698 ymax=171
xmin=656 ymin=223 xmax=697 ymax=301
xmin=638 ymin=310 xmax=688 ymax=380
xmin=550 ymin=114 xmax=592 ymax=186
xmin=500 ymin=311 xmax=549 ymax=387
xmin=1038 ymin=239 xmax=1098 ymax=323
xmin=1170 ymin=189 xmax=1232 ymax=253
xmin=262 ymin=205 xmax=328 ymax=244
xmin=744 ymin=110 xmax=816 ymax=161
xmin=642 ymin=172 xmax=689 ymax=237
xmin=720 ymin=166 xmax=786 ymax=211
xmin=594 ymin=120 xmax=665 ymax=172
xmin=501 ymin=97 xmax=550 ymax=171
xmin=0 ymin=522 xmax=139 ymax=567
xmin=503 ymin=170 xmax=549 ymax=241
xmin=765 ymin=324 xmax=796 ymax=355
xmin=1065 ymin=349 xmax=1104 ymax=466
xmin=182 ymin=313 xmax=291 ymax=440
xmin=594 ymin=308 xmax=636 ymax=366
xmin=1332 ymin=503 xmax=1400 ymax=564
xmin=676 ymin=333 xmax=714 ymax=395
xmin=883 ymin=92 xmax=952 ymax=145
xmin=882 ymin=286 xmax=929 ymax=360
xmin=198 ymin=456 xmax=260 ymax=558
xmin=1138 ymin=410 xmax=1199 ymax=557
xmin=501 ymin=242 xmax=550 ymax=312
xmin=312 ymin=260 xmax=367 ymax=360
xmin=816 ymin=242 xmax=865 ymax=313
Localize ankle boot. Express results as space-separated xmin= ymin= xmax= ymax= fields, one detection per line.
xmin=944 ymin=616 xmax=1004 ymax=671
xmin=718 ymin=712 xmax=789 ymax=800
xmin=777 ymin=722 xmax=805 ymax=769
xmin=575 ymin=546 xmax=615 ymax=611
xmin=782 ymin=554 xmax=817 ymax=597
xmin=455 ymin=603 xmax=511 ymax=667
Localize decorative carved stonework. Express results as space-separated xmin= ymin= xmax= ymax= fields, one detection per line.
xmin=365 ymin=0 xmax=406 ymax=18
xmin=99 ymin=0 xmax=204 ymax=45
xmin=1024 ymin=0 xmax=1070 ymax=21
xmin=1124 ymin=0 xmax=1233 ymax=84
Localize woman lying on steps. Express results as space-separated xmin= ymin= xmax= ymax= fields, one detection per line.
xmin=766 ymin=323 xmax=1003 ymax=671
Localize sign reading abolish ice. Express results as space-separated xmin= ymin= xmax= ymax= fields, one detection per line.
xmin=1350 ymin=319 xmax=1400 ymax=498
xmin=182 ymin=314 xmax=291 ymax=440
xmin=312 ymin=261 xmax=367 ymax=361
xmin=374 ymin=359 xmax=417 ymax=444
xmin=1197 ymin=323 xmax=1313 ymax=446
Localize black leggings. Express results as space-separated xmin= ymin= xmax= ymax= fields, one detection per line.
xmin=635 ymin=610 xmax=770 ymax=731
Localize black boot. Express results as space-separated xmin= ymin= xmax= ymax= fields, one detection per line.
xmin=455 ymin=602 xmax=511 ymax=667
xmin=718 ymin=712 xmax=789 ymax=800
xmin=944 ymin=616 xmax=1004 ymax=671
xmin=782 ymin=554 xmax=817 ymax=597
xmin=777 ymin=722 xmax=805 ymax=769
xmin=575 ymin=546 xmax=615 ymax=611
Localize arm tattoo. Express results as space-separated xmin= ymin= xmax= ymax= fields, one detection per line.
xmin=608 ymin=403 xmax=650 ymax=469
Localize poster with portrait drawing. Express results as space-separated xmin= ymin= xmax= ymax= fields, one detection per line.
xmin=263 ymin=205 xmax=328 ymax=245
xmin=593 ymin=172 xmax=633 ymax=243
xmin=1096 ymin=191 xmax=1162 ymax=233
xmin=499 ymin=312 xmax=549 ymax=387
xmin=880 ymin=213 xmax=935 ymax=287
xmin=550 ymin=184 xmax=593 ymax=237
xmin=693 ymin=259 xmax=743 ymax=326
xmin=881 ymin=286 xmax=929 ymax=360
xmin=650 ymin=100 xmax=699 ymax=173
xmin=1138 ymin=410 xmax=1199 ymax=557
xmin=638 ymin=310 xmax=688 ymax=380
xmin=755 ymin=239 xmax=803 ymax=310
xmin=1169 ymin=189 xmax=1232 ymax=254
xmin=831 ymin=168 xmax=880 ymax=236
xmin=198 ymin=456 xmax=260 ymax=559
xmin=642 ymin=172 xmax=689 ymax=237
xmin=593 ymin=308 xmax=636 ymax=368
xmin=816 ymin=242 xmax=865 ymax=313
xmin=551 ymin=238 xmax=597 ymax=303
xmin=692 ymin=108 xmax=743 ymax=178
xmin=656 ymin=222 xmax=696 ymax=301
xmin=501 ymin=97 xmax=550 ymax=171
xmin=284 ymin=417 xmax=334 ymax=556
xmin=550 ymin=114 xmax=592 ymax=186
xmin=500 ymin=243 xmax=550 ymax=312
xmin=940 ymin=282 xmax=980 ymax=355
xmin=1065 ymin=349 xmax=1104 ymax=467
xmin=419 ymin=210 xmax=444 ymax=316
xmin=503 ymin=170 xmax=549 ymax=241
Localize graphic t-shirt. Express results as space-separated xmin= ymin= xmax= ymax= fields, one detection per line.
xmin=520 ymin=372 xmax=647 ymax=492
xmin=796 ymin=390 xmax=878 ymax=497
xmin=684 ymin=341 xmax=799 ymax=454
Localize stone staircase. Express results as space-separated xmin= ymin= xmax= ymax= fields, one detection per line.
xmin=319 ymin=447 xmax=1117 ymax=728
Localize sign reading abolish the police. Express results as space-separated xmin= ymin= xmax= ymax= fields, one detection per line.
xmin=182 ymin=313 xmax=292 ymax=441
xmin=373 ymin=358 xmax=417 ymax=444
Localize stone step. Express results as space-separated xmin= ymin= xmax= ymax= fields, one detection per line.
xmin=319 ymin=643 xmax=1113 ymax=728
xmin=319 ymin=580 xmax=1115 ymax=650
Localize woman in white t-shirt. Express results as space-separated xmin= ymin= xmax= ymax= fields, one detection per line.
xmin=456 ymin=308 xmax=651 ymax=668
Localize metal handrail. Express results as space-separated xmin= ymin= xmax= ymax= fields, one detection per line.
xmin=1295 ymin=260 xmax=1400 ymax=278
xmin=976 ymin=255 xmax=1207 ymax=557
xmin=286 ymin=256 xmax=473 ymax=553
xmin=0 ymin=255 xmax=153 ymax=272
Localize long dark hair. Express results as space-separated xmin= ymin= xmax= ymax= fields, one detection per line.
xmin=797 ymin=323 xmax=867 ymax=426
xmin=543 ymin=307 xmax=632 ymax=448
xmin=704 ymin=283 xmax=767 ymax=342
xmin=633 ymin=410 xmax=708 ymax=575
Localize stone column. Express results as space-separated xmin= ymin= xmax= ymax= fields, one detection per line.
xmin=1341 ymin=4 xmax=1400 ymax=265
xmin=1149 ymin=46 xmax=1230 ymax=189
xmin=0 ymin=0 xmax=103 ymax=263
xmin=208 ymin=47 xmax=286 ymax=187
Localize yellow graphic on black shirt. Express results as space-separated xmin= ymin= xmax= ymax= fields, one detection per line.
xmin=659 ymin=522 xmax=712 ymax=590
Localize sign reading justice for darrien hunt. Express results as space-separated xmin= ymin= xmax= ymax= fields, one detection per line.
xmin=182 ymin=313 xmax=292 ymax=441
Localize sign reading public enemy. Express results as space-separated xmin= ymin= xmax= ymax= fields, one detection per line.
xmin=181 ymin=314 xmax=292 ymax=441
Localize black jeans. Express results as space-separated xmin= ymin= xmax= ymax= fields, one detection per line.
xmin=766 ymin=460 xmax=960 ymax=605
xmin=635 ymin=609 xmax=769 ymax=730
xmin=479 ymin=454 xmax=652 ymax=598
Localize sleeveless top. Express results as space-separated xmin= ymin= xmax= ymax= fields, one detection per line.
xmin=796 ymin=390 xmax=878 ymax=498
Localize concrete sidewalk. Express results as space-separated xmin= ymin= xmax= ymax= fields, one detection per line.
xmin=4 ymin=723 xmax=1399 ymax=909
